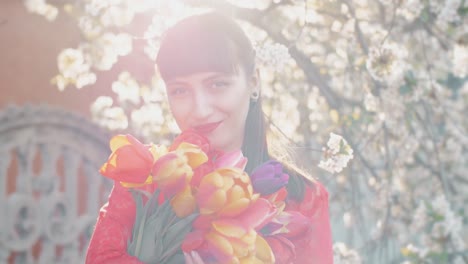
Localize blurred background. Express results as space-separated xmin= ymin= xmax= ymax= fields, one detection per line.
xmin=1 ymin=0 xmax=467 ymax=263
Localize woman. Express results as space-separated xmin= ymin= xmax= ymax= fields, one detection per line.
xmin=86 ymin=12 xmax=332 ymax=264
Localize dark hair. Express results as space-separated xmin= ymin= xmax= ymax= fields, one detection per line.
xmin=156 ymin=12 xmax=310 ymax=201
xmin=156 ymin=12 xmax=255 ymax=81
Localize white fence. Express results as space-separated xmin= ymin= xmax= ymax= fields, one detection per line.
xmin=0 ymin=105 xmax=112 ymax=264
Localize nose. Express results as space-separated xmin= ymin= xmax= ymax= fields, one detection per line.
xmin=191 ymin=90 xmax=213 ymax=120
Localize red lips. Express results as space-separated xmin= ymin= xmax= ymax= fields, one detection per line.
xmin=193 ymin=121 xmax=222 ymax=134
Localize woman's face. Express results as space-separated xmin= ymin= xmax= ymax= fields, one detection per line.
xmin=164 ymin=67 xmax=255 ymax=152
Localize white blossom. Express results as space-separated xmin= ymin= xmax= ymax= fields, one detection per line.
xmin=78 ymin=16 xmax=103 ymax=39
xmin=100 ymin=6 xmax=134 ymax=27
xmin=53 ymin=48 xmax=96 ymax=90
xmin=333 ymin=242 xmax=362 ymax=264
xmin=75 ymin=72 xmax=97 ymax=89
xmin=319 ymin=133 xmax=354 ymax=173
xmin=452 ymin=43 xmax=468 ymax=78
xmin=90 ymin=96 xmax=128 ymax=130
xmin=112 ymin=72 xmax=141 ymax=105
xmin=366 ymin=42 xmax=407 ymax=85
xmin=364 ymin=93 xmax=379 ymax=112
xmin=57 ymin=48 xmax=89 ymax=79
xmin=255 ymin=42 xmax=292 ymax=72
xmin=131 ymin=103 xmax=165 ymax=138
xmin=90 ymin=33 xmax=133 ymax=70
xmin=24 ymin=0 xmax=58 ymax=21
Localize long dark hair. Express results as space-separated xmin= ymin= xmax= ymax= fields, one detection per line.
xmin=156 ymin=12 xmax=311 ymax=201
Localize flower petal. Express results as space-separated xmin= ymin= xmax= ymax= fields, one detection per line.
xmin=218 ymin=198 xmax=250 ymax=217
xmin=205 ymin=231 xmax=234 ymax=256
xmin=254 ymin=235 xmax=275 ymax=263
xmin=171 ymin=187 xmax=196 ymax=217
xmin=177 ymin=142 xmax=208 ymax=169
xmin=109 ymin=134 xmax=131 ymax=152
xmin=237 ymin=198 xmax=277 ymax=229
xmin=212 ymin=219 xmax=247 ymax=238
xmin=182 ymin=230 xmax=206 ymax=252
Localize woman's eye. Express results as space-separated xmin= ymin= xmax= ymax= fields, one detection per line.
xmin=169 ymin=87 xmax=188 ymax=96
xmin=211 ymin=80 xmax=230 ymax=90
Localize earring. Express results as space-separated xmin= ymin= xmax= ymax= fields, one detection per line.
xmin=250 ymin=91 xmax=259 ymax=102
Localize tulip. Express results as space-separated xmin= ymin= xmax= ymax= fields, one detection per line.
xmin=99 ymin=134 xmax=154 ymax=186
xmin=175 ymin=142 xmax=209 ymax=169
xmin=250 ymin=161 xmax=289 ymax=196
xmin=265 ymin=236 xmax=296 ymax=264
xmin=235 ymin=198 xmax=277 ymax=230
xmin=196 ymin=168 xmax=257 ymax=216
xmin=171 ymin=186 xmax=197 ymax=217
xmin=151 ymin=153 xmax=192 ymax=198
xmin=151 ymin=142 xmax=208 ymax=198
xmin=170 ymin=129 xmax=210 ymax=154
xmin=239 ymin=235 xmax=275 ymax=264
xmin=191 ymin=160 xmax=215 ymax=188
xmin=260 ymin=211 xmax=310 ymax=238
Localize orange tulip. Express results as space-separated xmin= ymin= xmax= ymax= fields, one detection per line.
xmin=151 ymin=142 xmax=208 ymax=198
xmin=151 ymin=152 xmax=192 ymax=198
xmin=171 ymin=186 xmax=197 ymax=217
xmin=175 ymin=142 xmax=209 ymax=169
xmin=238 ymin=235 xmax=275 ymax=264
xmin=99 ymin=134 xmax=154 ymax=186
xmin=183 ymin=227 xmax=274 ymax=264
xmin=196 ymin=168 xmax=258 ymax=216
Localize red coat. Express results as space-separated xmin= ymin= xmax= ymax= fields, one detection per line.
xmin=85 ymin=180 xmax=333 ymax=264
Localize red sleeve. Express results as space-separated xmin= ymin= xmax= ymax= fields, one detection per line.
xmin=268 ymin=181 xmax=333 ymax=264
xmin=85 ymin=181 xmax=144 ymax=264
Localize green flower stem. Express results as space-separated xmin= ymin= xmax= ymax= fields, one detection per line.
xmin=134 ymin=194 xmax=151 ymax=258
xmin=161 ymin=213 xmax=178 ymax=237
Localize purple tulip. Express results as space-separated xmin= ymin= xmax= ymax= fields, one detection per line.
xmin=251 ymin=160 xmax=289 ymax=195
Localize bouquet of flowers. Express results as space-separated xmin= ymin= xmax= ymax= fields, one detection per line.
xmin=99 ymin=130 xmax=307 ymax=263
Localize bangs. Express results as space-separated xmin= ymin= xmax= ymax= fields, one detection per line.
xmin=156 ymin=12 xmax=254 ymax=81
xmin=157 ymin=31 xmax=239 ymax=81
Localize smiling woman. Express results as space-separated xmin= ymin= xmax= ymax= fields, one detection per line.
xmin=86 ymin=11 xmax=333 ymax=264
xmin=164 ymin=70 xmax=253 ymax=153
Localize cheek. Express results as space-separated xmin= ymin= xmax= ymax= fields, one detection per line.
xmin=168 ymin=99 xmax=189 ymax=130
xmin=221 ymin=88 xmax=250 ymax=123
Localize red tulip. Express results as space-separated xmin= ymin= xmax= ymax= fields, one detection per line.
xmin=99 ymin=134 xmax=154 ymax=185
xmin=170 ymin=129 xmax=210 ymax=154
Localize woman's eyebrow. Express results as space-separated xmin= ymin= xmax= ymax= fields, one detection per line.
xmin=166 ymin=72 xmax=232 ymax=86
xmin=165 ymin=80 xmax=187 ymax=86
xmin=203 ymin=73 xmax=231 ymax=81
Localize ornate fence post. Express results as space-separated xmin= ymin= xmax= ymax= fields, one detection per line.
xmin=0 ymin=105 xmax=112 ymax=264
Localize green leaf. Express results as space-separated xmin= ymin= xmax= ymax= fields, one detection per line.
xmin=163 ymin=214 xmax=198 ymax=252
xmin=128 ymin=190 xmax=145 ymax=255
xmin=165 ymin=252 xmax=186 ymax=264
xmin=146 ymin=190 xmax=161 ymax=216
xmin=128 ymin=189 xmax=197 ymax=263
xmin=149 ymin=237 xmax=164 ymax=262
xmin=132 ymin=188 xmax=153 ymax=200
xmin=158 ymin=200 xmax=174 ymax=227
